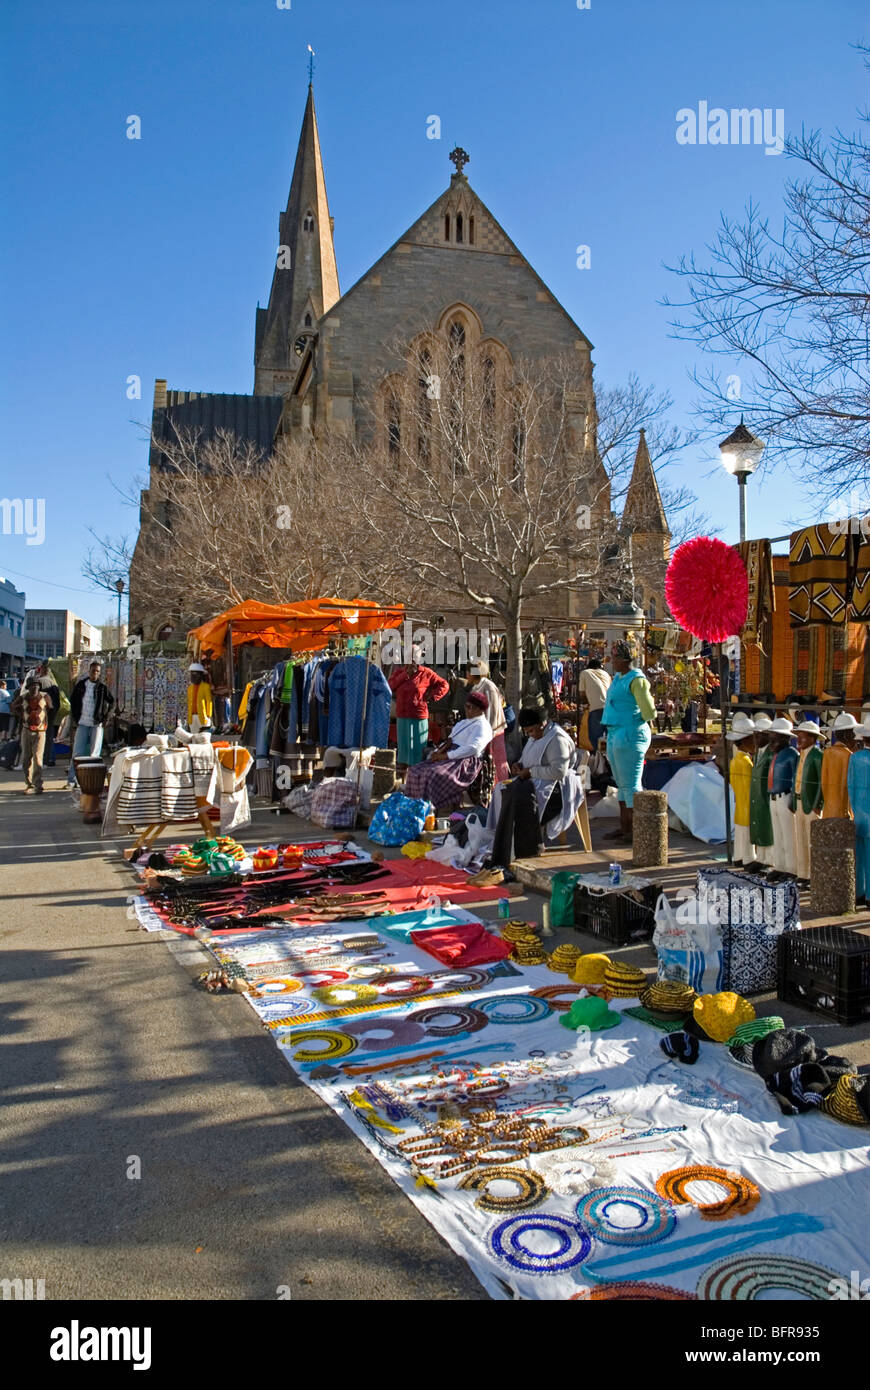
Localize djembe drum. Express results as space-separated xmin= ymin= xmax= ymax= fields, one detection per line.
xmin=75 ymin=758 xmax=107 ymax=823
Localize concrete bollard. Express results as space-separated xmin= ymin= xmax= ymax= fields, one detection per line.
xmin=372 ymin=765 xmax=397 ymax=798
xmin=632 ymin=790 xmax=669 ymax=868
xmin=810 ymin=817 xmax=856 ymax=915
xmin=373 ymin=748 xmax=396 ymax=769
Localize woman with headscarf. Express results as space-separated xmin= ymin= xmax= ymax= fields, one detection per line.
xmin=466 ymin=659 xmax=509 ymax=780
xmin=404 ymin=690 xmax=492 ymax=813
xmin=600 ymin=637 xmax=656 ymax=841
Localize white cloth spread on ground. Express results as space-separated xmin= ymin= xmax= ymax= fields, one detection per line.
xmin=130 ymin=907 xmax=870 ymax=1302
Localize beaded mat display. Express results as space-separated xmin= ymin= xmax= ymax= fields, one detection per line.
xmin=131 ymin=879 xmax=869 ymax=1300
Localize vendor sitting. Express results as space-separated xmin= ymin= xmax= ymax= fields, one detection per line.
xmin=403 ymin=691 xmax=492 ymax=812
xmin=482 ymin=708 xmax=584 ymax=868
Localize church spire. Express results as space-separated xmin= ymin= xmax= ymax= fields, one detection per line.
xmin=623 ymin=429 xmax=669 ymax=534
xmin=254 ymin=83 xmax=340 ymax=395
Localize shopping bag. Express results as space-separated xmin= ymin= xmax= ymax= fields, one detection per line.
xmin=550 ymin=870 xmax=582 ymax=928
xmin=368 ymin=791 xmax=434 ymax=846
xmin=652 ymin=891 xmax=725 ymax=993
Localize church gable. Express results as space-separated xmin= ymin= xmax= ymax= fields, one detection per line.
xmin=403 ymin=184 xmax=514 ymax=256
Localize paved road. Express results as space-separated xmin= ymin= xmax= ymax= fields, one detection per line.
xmin=0 ymin=766 xmax=487 ymax=1301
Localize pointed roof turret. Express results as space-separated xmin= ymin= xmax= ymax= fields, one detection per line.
xmin=254 ymin=84 xmax=340 ymax=393
xmin=623 ymin=429 xmax=669 ymax=534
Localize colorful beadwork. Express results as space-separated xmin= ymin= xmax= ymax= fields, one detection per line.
xmin=459 ymin=1166 xmax=549 ymax=1212
xmin=572 ymin=1280 xmax=696 ymax=1300
xmin=574 ymin=1186 xmax=676 ymax=1246
xmin=286 ymin=1028 xmax=358 ymax=1062
xmin=478 ymin=995 xmax=553 ymax=1025
xmin=408 ymin=1005 xmax=489 ymax=1037
xmin=369 ymin=973 xmax=433 ymax=998
xmin=490 ymin=1215 xmax=593 ymax=1274
xmin=531 ymin=986 xmax=585 ymax=1012
xmin=255 ymin=978 xmax=304 ymax=995
xmin=697 ymin=1254 xmax=841 ymax=1301
xmin=312 ymin=982 xmax=379 ymax=1007
xmin=655 ymin=1166 xmax=760 ymax=1221
xmin=342 ymin=1016 xmax=427 ymax=1051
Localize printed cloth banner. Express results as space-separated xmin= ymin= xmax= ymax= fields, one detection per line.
xmin=789 ymin=525 xmax=850 ymax=627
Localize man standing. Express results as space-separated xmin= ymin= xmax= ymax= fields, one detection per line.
xmin=767 ymin=717 xmax=798 ymax=876
xmin=68 ymin=661 xmax=114 ymax=782
xmin=11 ymin=677 xmax=48 ymax=794
xmin=792 ymin=721 xmax=824 ymax=885
xmin=726 ymin=712 xmax=757 ymax=867
xmin=577 ymin=658 xmax=611 ymax=752
xmin=34 ymin=660 xmax=61 ymax=767
xmin=749 ymin=714 xmax=775 ymax=867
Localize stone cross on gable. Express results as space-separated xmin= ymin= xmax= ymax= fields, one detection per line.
xmin=449 ymin=146 xmax=470 ymax=175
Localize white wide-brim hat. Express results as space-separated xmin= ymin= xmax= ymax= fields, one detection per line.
xmin=769 ymin=717 xmax=794 ymax=735
xmin=189 ymin=662 xmax=208 ymax=675
xmin=795 ymin=721 xmax=822 ymax=737
xmin=753 ymin=714 xmax=773 ymax=731
xmin=832 ymin=711 xmax=859 ymax=731
xmin=726 ymin=713 xmax=756 ymax=741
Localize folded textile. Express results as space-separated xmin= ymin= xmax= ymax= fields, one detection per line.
xmin=409 ymin=920 xmax=511 ymax=966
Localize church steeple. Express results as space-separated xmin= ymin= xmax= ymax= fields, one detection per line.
xmin=254 ymin=84 xmax=340 ymax=395
xmin=623 ymin=429 xmax=669 ymax=534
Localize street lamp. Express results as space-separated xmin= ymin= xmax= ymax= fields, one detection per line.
xmin=114 ymin=578 xmax=125 ymax=647
xmin=719 ymin=417 xmax=765 ymax=544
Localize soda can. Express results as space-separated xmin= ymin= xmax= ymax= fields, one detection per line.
xmin=497 ymin=897 xmax=511 ymax=920
xmin=608 ymin=863 xmax=622 ymax=886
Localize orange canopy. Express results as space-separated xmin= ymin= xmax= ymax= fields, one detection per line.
xmin=188 ymin=598 xmax=404 ymax=657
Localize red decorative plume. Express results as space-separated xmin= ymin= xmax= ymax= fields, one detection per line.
xmin=665 ymin=537 xmax=749 ymax=643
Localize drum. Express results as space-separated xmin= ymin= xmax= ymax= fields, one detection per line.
xmin=75 ymin=758 xmax=107 ymax=823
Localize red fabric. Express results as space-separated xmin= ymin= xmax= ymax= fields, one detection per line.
xmin=410 ymin=921 xmax=511 ymax=966
xmin=388 ymin=666 xmax=451 ymax=719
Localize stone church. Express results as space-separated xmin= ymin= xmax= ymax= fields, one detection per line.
xmin=130 ymin=85 xmax=669 ymax=639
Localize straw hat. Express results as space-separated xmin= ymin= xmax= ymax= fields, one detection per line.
xmin=692 ymin=991 xmax=756 ymax=1043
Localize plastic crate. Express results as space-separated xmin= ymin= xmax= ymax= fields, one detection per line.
xmin=574 ymin=878 xmax=658 ymax=946
xmin=777 ymin=926 xmax=870 ymax=1026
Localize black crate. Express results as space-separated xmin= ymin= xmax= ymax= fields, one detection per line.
xmin=574 ymin=879 xmax=658 ymax=946
xmin=777 ymin=926 xmax=870 ymax=1027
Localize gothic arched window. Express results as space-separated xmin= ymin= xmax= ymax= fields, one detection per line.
xmin=469 ymin=216 xmax=475 ymax=245
xmin=387 ymin=392 xmax=401 ymax=457
xmin=304 ymin=313 xmax=312 ymax=326
xmin=303 ymin=212 xmax=315 ymax=232
xmin=444 ymin=213 xmax=451 ymax=241
xmin=456 ymin=213 xmax=463 ymax=244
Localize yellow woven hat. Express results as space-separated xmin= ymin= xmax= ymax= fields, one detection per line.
xmin=642 ymin=980 xmax=697 ymax=1015
xmin=692 ymin=991 xmax=755 ymax=1043
xmin=604 ymin=960 xmax=649 ymax=998
xmin=571 ymin=953 xmax=611 ymax=985
xmin=821 ymin=1075 xmax=869 ymax=1127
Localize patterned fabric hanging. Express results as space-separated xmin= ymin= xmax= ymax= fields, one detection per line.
xmin=736 ymin=539 xmax=774 ymax=648
xmin=788 ymin=524 xmax=850 ymax=627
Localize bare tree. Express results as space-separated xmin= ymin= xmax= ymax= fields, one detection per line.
xmin=665 ymin=72 xmax=870 ymax=496
xmin=324 ymin=342 xmax=614 ymax=705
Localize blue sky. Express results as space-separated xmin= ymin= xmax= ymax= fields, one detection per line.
xmin=0 ymin=0 xmax=866 ymax=621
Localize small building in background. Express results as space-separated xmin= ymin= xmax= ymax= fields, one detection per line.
xmin=24 ymin=609 xmax=101 ymax=663
xmin=0 ymin=577 xmax=27 ymax=678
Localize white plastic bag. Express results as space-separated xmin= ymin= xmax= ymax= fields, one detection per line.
xmin=652 ymin=891 xmax=725 ymax=993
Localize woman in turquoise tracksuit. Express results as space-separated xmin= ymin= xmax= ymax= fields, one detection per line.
xmin=601 ymin=637 xmax=656 ymax=841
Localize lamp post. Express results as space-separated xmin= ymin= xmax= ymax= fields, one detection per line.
xmin=718 ymin=417 xmax=765 ymax=544
xmin=114 ymin=578 xmax=125 ymax=647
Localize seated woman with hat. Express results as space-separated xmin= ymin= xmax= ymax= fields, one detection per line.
xmin=403 ymin=691 xmax=492 ymax=813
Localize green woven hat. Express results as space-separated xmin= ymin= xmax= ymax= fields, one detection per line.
xmin=560 ymin=995 xmax=622 ymax=1032
xmin=725 ymin=1015 xmax=785 ymax=1048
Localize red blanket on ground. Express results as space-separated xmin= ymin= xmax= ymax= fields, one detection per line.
xmin=410 ymin=920 xmax=512 ymax=967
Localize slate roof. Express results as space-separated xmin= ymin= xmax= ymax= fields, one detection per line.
xmin=149 ymin=391 xmax=283 ymax=470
